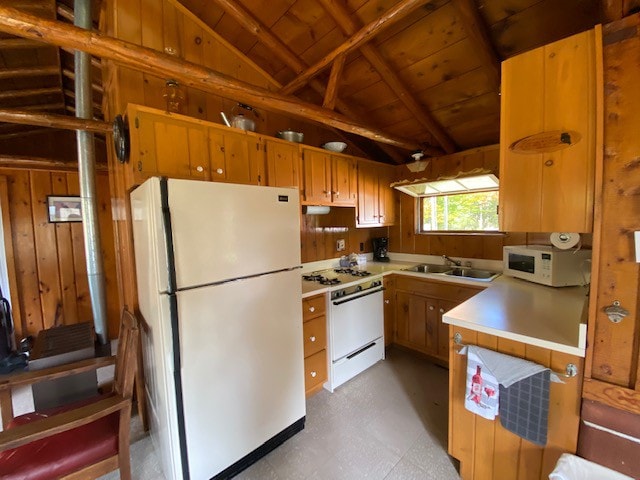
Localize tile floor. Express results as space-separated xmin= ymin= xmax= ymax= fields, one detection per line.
xmin=104 ymin=347 xmax=461 ymax=479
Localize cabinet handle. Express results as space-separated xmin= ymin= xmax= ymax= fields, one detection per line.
xmin=429 ymin=305 xmax=435 ymax=311
xmin=544 ymin=159 xmax=554 ymax=167
xmin=196 ymin=165 xmax=204 ymax=172
xmin=334 ymin=191 xmax=340 ymax=196
xmin=309 ymin=306 xmax=315 ymax=313
xmin=310 ymin=371 xmax=317 ymax=378
xmin=439 ymin=308 xmax=444 ymax=313
xmin=384 ymin=300 xmax=389 ymax=304
xmin=310 ymin=336 xmax=316 ymax=342
xmin=216 ymin=168 xmax=224 ymax=174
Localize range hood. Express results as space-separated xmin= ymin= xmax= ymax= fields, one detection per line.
xmin=302 ymin=205 xmax=330 ymax=215
xmin=393 ymin=174 xmax=499 ymax=197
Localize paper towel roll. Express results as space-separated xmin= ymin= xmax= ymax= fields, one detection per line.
xmin=550 ymin=232 xmax=581 ymax=250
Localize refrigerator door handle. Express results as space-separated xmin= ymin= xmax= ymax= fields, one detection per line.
xmin=177 ymin=266 xmax=302 ymax=292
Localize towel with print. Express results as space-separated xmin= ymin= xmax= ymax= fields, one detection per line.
xmin=464 ymin=347 xmax=499 ymax=420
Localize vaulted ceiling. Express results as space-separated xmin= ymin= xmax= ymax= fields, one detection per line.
xmin=0 ymin=0 xmax=630 ymax=162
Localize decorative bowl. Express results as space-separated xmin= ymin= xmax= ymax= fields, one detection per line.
xmin=322 ymin=141 xmax=347 ymax=152
xmin=277 ymin=130 xmax=304 ymax=143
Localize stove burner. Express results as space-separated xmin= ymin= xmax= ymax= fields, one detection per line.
xmin=303 ymin=274 xmax=324 ymax=282
xmin=334 ymin=268 xmax=371 ymax=277
xmin=320 ymin=278 xmax=341 ymax=285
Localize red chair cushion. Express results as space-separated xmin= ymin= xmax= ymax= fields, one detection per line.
xmin=0 ymin=395 xmax=120 ymax=480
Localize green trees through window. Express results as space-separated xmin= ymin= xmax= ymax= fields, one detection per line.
xmin=420 ymin=191 xmax=499 ymax=232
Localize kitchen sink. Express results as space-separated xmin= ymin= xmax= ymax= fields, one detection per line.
xmin=443 ymin=268 xmax=501 ymax=281
xmin=405 ymin=264 xmax=453 ymax=274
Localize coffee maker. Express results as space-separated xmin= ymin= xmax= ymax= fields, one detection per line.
xmin=372 ymin=237 xmax=390 ymax=262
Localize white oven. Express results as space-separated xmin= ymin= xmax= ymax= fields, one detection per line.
xmin=326 ymin=277 xmax=384 ymax=391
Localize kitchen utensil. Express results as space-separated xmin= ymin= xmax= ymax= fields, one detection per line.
xmin=322 ymin=142 xmax=347 ymax=152
xmin=277 ymin=130 xmax=304 ymax=143
xmin=223 ymin=103 xmax=257 ymax=131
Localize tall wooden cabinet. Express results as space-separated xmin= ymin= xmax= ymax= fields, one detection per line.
xmin=357 ymin=159 xmax=396 ymax=226
xmin=499 ymin=29 xmax=598 ymax=233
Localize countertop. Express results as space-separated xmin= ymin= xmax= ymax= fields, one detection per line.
xmin=301 ymin=255 xmax=589 ymax=357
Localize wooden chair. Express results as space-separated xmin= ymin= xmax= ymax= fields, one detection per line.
xmin=0 ymin=310 xmax=140 ymax=480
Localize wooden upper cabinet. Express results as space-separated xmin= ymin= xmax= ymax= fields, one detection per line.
xmin=128 ymin=104 xmax=209 ymax=185
xmin=208 ymin=127 xmax=264 ymax=185
xmin=331 ymin=154 xmax=357 ymax=206
xmin=357 ymin=159 xmax=396 ymax=226
xmin=302 ymin=148 xmax=331 ymax=204
xmin=499 ymin=29 xmax=598 ymax=233
xmin=301 ymin=148 xmax=357 ymax=206
xmin=265 ymin=138 xmax=301 ymax=188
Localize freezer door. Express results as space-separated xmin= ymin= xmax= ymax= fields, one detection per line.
xmin=167 ymin=179 xmax=301 ymax=289
xmin=176 ymin=269 xmax=305 ymax=479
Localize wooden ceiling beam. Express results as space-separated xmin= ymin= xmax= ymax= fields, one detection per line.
xmin=19 ymin=102 xmax=66 ymax=111
xmin=0 ymin=37 xmax=47 ymax=49
xmin=56 ymin=4 xmax=74 ymax=23
xmin=0 ymin=6 xmax=420 ymax=150
xmin=0 ymin=65 xmax=59 ymax=79
xmin=322 ymin=55 xmax=346 ymax=110
xmin=282 ymin=0 xmax=431 ymax=95
xmin=0 ymin=87 xmax=61 ymax=100
xmin=0 ymin=154 xmax=108 ymax=172
xmin=207 ymin=0 xmax=409 ymax=162
xmin=60 ymin=47 xmax=102 ymax=68
xmin=316 ymin=0 xmax=457 ymax=154
xmin=0 ymin=108 xmax=111 ymax=133
xmin=62 ymin=68 xmax=103 ymax=93
xmin=62 ymin=89 xmax=102 ymax=111
xmin=450 ymin=0 xmax=501 ymax=92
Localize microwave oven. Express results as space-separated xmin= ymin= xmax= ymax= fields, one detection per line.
xmin=503 ymin=245 xmax=591 ymax=287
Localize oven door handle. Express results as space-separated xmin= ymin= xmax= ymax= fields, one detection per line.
xmin=332 ymin=287 xmax=384 ymax=305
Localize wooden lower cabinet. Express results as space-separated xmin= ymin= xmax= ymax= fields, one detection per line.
xmin=448 ymin=326 xmax=584 ymax=480
xmin=393 ymin=277 xmax=482 ymax=365
xmin=383 ymin=275 xmax=396 ymax=347
xmin=302 ymin=294 xmax=328 ymax=397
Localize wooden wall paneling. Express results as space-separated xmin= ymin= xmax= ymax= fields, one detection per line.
xmin=473 ymin=332 xmax=498 ymax=480
xmin=0 ymin=176 xmax=22 ymax=337
xmin=66 ymin=173 xmax=92 ymax=327
xmin=30 ymin=171 xmax=62 ymax=330
xmin=113 ymin=0 xmax=145 ymax=113
xmin=9 ymin=169 xmax=42 ymax=337
xmin=182 ymin=19 xmax=208 ymax=120
xmin=94 ymin=172 xmax=119 ymax=337
xmin=448 ymin=326 xmax=477 ymax=479
xmin=50 ymin=172 xmax=79 ymax=326
xmin=591 ymin=17 xmax=640 ymax=389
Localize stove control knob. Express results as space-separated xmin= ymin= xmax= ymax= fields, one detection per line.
xmin=355 ymin=285 xmax=362 ymax=292
xmin=372 ymin=280 xmax=381 ymax=287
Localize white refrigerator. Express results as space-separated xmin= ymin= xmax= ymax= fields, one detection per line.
xmin=130 ymin=177 xmax=306 ymax=480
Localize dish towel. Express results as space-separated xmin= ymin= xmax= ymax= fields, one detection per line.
xmin=460 ymin=346 xmax=562 ymax=445
xmin=463 ymin=346 xmax=500 ymax=420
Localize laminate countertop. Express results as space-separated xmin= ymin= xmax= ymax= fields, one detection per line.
xmin=301 ymin=259 xmax=589 ymax=357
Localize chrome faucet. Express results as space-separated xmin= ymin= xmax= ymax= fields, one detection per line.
xmin=442 ymin=255 xmax=462 ymax=266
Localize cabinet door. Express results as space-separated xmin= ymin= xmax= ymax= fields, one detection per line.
xmin=378 ymin=163 xmax=396 ymax=226
xmin=133 ymin=109 xmax=209 ymax=182
xmin=395 ymin=291 xmax=410 ymax=345
xmin=208 ymin=128 xmax=263 ymax=185
xmin=331 ymin=155 xmax=357 ymax=206
xmin=265 ymin=139 xmax=300 ymax=188
xmin=302 ymin=148 xmax=331 ymax=204
xmin=357 ymin=160 xmax=379 ymax=225
xmin=407 ymin=295 xmax=428 ymax=349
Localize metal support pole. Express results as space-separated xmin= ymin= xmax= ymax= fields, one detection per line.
xmin=74 ymin=0 xmax=108 ymax=345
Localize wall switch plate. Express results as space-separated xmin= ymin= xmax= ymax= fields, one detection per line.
xmin=336 ymin=239 xmax=345 ymax=251
xmin=635 ymin=231 xmax=640 ymax=263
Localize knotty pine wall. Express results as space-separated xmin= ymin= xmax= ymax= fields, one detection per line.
xmin=0 ymin=168 xmax=119 ymax=341
xmin=101 ymin=0 xmax=375 ymax=315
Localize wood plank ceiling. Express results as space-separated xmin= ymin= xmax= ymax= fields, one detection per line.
xmin=0 ymin=0 xmax=614 ymax=161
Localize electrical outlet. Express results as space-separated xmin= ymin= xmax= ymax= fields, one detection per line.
xmin=336 ymin=239 xmax=345 ymax=251
xmin=359 ymin=242 xmax=364 ymax=252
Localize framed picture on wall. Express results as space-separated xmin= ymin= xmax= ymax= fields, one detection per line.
xmin=47 ymin=195 xmax=82 ymax=223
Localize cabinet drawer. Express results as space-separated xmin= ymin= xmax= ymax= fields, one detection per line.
xmin=302 ymin=294 xmax=326 ymax=320
xmin=395 ymin=276 xmax=482 ymax=303
xmin=303 ymin=315 xmax=326 ymax=357
xmin=304 ymin=349 xmax=327 ymax=392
